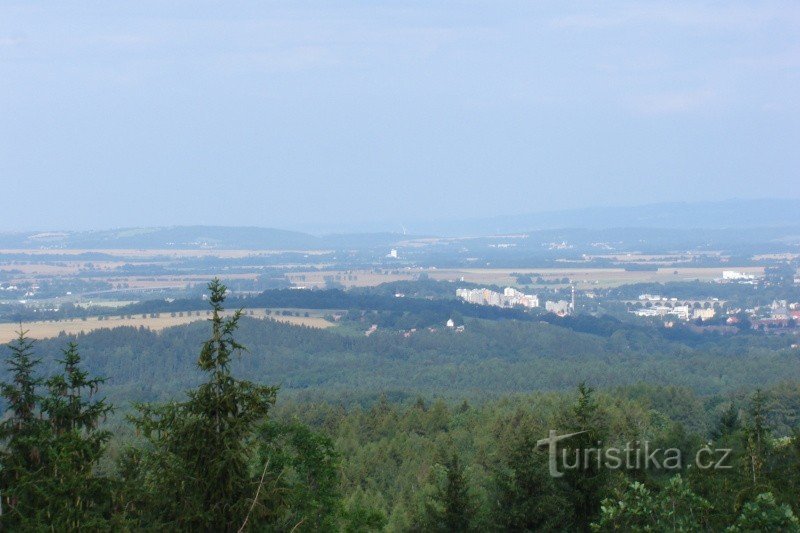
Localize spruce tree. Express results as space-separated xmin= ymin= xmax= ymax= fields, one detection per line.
xmin=0 ymin=330 xmax=46 ymax=527
xmin=127 ymin=278 xmax=278 ymax=531
xmin=1 ymin=334 xmax=116 ymax=529
xmin=423 ymin=452 xmax=475 ymax=532
xmin=561 ymin=382 xmax=610 ymax=532
xmin=38 ymin=342 xmax=115 ymax=529
xmin=743 ymin=389 xmax=769 ymax=489
xmin=494 ymin=432 xmax=573 ymax=531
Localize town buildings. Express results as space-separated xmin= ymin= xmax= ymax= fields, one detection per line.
xmin=456 ymin=287 xmax=539 ymax=309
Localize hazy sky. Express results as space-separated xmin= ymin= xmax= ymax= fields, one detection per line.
xmin=1 ymin=1 xmax=798 ymax=232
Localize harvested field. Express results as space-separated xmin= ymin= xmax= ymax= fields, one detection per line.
xmin=0 ymin=309 xmax=334 ymax=343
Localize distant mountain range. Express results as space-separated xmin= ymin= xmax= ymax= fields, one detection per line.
xmin=414 ymin=198 xmax=800 ymax=236
xmin=0 ymin=226 xmax=409 ymax=250
xmin=1 ymin=199 xmax=798 ymax=249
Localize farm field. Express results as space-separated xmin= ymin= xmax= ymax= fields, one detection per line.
xmin=0 ymin=309 xmax=334 ymax=343
xmin=429 ymin=266 xmax=766 ymax=288
xmin=285 ymin=266 xmax=766 ymax=289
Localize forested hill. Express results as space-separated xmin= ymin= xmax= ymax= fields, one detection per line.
xmin=7 ymin=315 xmax=798 ymax=406
xmin=7 ymin=287 xmax=712 ymax=345
xmin=0 ymin=226 xmax=414 ymax=250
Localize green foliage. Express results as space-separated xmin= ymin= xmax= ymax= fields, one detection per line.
xmin=562 ymin=383 xmax=611 ymax=531
xmin=494 ymin=432 xmax=574 ymax=531
xmin=254 ymin=420 xmax=341 ymax=530
xmin=0 ymin=332 xmax=116 ymax=530
xmin=420 ymin=452 xmax=476 ymax=532
xmin=592 ymin=476 xmax=710 ymax=531
xmin=0 ymin=331 xmax=47 ymax=528
xmin=125 ymin=278 xmax=278 ymax=531
xmin=727 ymin=492 xmax=800 ymax=532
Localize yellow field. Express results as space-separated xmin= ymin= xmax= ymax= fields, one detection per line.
xmin=0 ymin=309 xmax=334 ymax=343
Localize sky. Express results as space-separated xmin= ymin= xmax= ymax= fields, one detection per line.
xmin=1 ymin=1 xmax=798 ymax=233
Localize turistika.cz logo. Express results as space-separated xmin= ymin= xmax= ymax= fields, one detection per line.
xmin=536 ymin=430 xmax=732 ymax=478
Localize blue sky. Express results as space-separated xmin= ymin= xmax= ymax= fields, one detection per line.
xmin=1 ymin=1 xmax=798 ymax=232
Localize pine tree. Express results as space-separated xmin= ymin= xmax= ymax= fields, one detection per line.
xmin=562 ymin=382 xmax=610 ymax=532
xmin=743 ymin=389 xmax=769 ymax=488
xmin=494 ymin=432 xmax=573 ymax=531
xmin=422 ymin=452 xmax=475 ymax=532
xmin=0 ymin=330 xmax=46 ymax=527
xmin=713 ymin=402 xmax=740 ymax=440
xmin=127 ymin=278 xmax=278 ymax=531
xmin=42 ymin=342 xmax=112 ymax=435
xmin=1 ymin=334 xmax=116 ymax=529
xmin=38 ymin=341 xmax=115 ymax=529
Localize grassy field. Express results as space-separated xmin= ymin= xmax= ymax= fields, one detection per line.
xmin=0 ymin=309 xmax=334 ymax=343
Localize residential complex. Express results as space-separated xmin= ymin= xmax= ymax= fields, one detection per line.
xmin=456 ymin=287 xmax=539 ymax=309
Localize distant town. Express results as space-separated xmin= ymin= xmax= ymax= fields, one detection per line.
xmin=456 ymin=286 xmax=576 ymax=317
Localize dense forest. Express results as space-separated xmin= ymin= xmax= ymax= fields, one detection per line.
xmin=6 ymin=302 xmax=798 ymax=407
xmin=2 ymin=280 xmax=800 ymax=531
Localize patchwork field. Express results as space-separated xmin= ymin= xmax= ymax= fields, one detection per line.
xmin=286 ymin=266 xmax=766 ymax=289
xmin=429 ymin=266 xmax=766 ymax=289
xmin=0 ymin=309 xmax=334 ymax=343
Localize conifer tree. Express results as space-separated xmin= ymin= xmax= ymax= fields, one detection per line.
xmin=38 ymin=341 xmax=115 ymax=529
xmin=0 ymin=330 xmax=46 ymax=527
xmin=743 ymin=389 xmax=769 ymax=489
xmin=254 ymin=420 xmax=341 ymax=530
xmin=562 ymin=382 xmax=610 ymax=532
xmin=1 ymin=335 xmax=116 ymax=529
xmin=494 ymin=432 xmax=573 ymax=531
xmin=422 ymin=452 xmax=475 ymax=532
xmin=127 ymin=278 xmax=278 ymax=531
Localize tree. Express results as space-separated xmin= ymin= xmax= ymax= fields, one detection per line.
xmin=1 ymin=334 xmax=116 ymax=530
xmin=561 ymin=383 xmax=611 ymax=531
xmin=125 ymin=278 xmax=278 ymax=531
xmin=422 ymin=452 xmax=475 ymax=532
xmin=253 ymin=420 xmax=341 ymax=530
xmin=727 ymin=492 xmax=800 ymax=532
xmin=0 ymin=330 xmax=46 ymax=527
xmin=743 ymin=390 xmax=769 ymax=489
xmin=494 ymin=432 xmax=573 ymax=531
xmin=712 ymin=402 xmax=740 ymax=440
xmin=37 ymin=342 xmax=115 ymax=529
xmin=592 ymin=476 xmax=710 ymax=531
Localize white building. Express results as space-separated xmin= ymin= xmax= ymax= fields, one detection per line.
xmin=545 ymin=300 xmax=571 ymax=316
xmin=456 ymin=287 xmax=539 ymax=309
xmin=692 ymin=308 xmax=716 ymax=321
xmin=722 ymin=270 xmax=755 ymax=281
